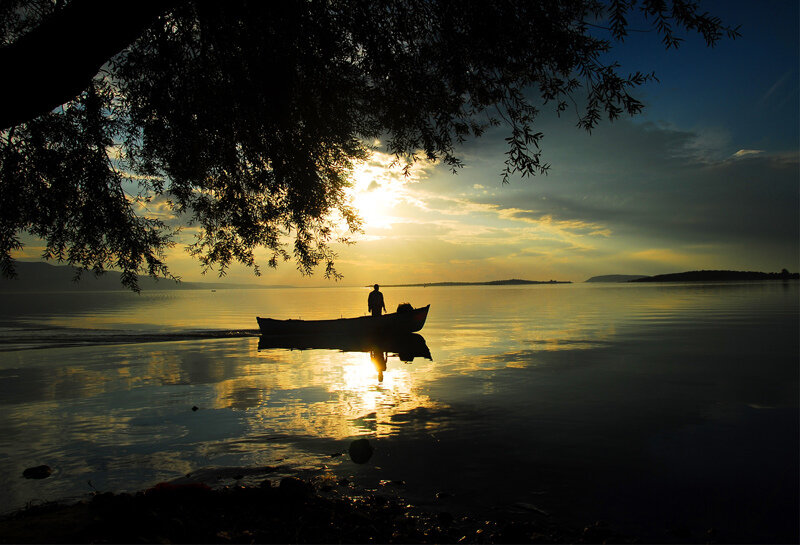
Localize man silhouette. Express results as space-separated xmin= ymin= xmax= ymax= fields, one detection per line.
xmin=368 ymin=284 xmax=386 ymax=317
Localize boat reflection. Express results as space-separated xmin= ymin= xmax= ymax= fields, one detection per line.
xmin=257 ymin=332 xmax=432 ymax=363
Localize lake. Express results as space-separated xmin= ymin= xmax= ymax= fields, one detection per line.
xmin=0 ymin=282 xmax=797 ymax=542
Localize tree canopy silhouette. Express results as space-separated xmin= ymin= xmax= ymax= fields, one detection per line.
xmin=0 ymin=0 xmax=737 ymax=290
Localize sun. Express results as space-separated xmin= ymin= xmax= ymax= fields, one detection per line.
xmin=344 ymin=150 xmax=433 ymax=233
xmin=349 ymin=161 xmax=401 ymax=230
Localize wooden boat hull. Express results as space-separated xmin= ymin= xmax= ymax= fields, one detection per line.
xmin=256 ymin=305 xmax=430 ymax=336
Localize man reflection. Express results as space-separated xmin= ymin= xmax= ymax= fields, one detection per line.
xmin=368 ymin=284 xmax=386 ymax=317
xmin=370 ymin=349 xmax=388 ymax=382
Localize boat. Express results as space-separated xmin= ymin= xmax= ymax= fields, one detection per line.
xmin=257 ymin=332 xmax=432 ymax=362
xmin=256 ymin=305 xmax=430 ymax=336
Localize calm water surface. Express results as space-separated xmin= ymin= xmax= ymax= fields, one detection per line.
xmin=0 ymin=282 xmax=797 ymax=542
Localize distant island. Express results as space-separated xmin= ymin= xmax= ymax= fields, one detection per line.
xmin=0 ymin=261 xmax=290 ymax=291
xmin=585 ymin=274 xmax=649 ymax=283
xmin=379 ymin=278 xmax=571 ymax=288
xmin=630 ymin=269 xmax=798 ymax=283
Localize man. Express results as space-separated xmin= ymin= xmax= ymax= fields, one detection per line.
xmin=368 ymin=284 xmax=386 ymax=317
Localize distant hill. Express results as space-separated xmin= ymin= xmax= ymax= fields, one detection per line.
xmin=381 ymin=278 xmax=572 ymax=287
xmin=585 ymin=274 xmax=649 ymax=283
xmin=630 ymin=270 xmax=799 ymax=283
xmin=0 ymin=261 xmax=288 ymax=291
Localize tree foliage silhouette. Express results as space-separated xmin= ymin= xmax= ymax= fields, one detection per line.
xmin=0 ymin=0 xmax=737 ymax=290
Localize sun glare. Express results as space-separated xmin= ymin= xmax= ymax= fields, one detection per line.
xmin=349 ymin=164 xmax=400 ymax=230
xmin=347 ymin=153 xmax=430 ymax=232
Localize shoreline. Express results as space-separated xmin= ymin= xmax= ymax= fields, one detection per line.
xmin=0 ymin=476 xmax=630 ymax=544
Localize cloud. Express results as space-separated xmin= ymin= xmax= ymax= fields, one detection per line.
xmin=372 ymin=116 xmax=798 ymax=278
xmin=448 ymin=121 xmax=797 ymax=246
xmin=625 ymin=248 xmax=700 ymax=266
xmin=758 ymin=69 xmax=793 ymax=106
xmin=367 ymin=221 xmax=453 ymax=238
xmin=731 ymin=149 xmax=764 ymax=158
xmin=45 ymin=108 xmax=789 ymax=286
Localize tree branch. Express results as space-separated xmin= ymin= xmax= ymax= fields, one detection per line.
xmin=0 ymin=0 xmax=177 ymax=130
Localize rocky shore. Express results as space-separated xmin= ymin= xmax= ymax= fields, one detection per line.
xmin=0 ymin=476 xmax=631 ymax=544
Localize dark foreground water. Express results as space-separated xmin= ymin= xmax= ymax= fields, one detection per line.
xmin=0 ymin=282 xmax=797 ymax=542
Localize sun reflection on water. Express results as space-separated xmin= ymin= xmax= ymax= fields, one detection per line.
xmin=204 ymin=345 xmax=439 ymax=442
xmin=325 ymin=352 xmax=438 ymax=438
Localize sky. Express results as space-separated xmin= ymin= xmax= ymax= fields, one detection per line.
xmin=15 ymin=0 xmax=800 ymax=286
xmin=298 ymin=0 xmax=798 ymax=286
